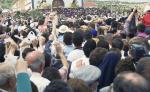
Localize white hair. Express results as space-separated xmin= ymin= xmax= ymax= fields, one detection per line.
xmin=0 ymin=62 xmax=16 ymax=86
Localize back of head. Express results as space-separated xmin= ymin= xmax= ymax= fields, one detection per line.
xmin=112 ymin=38 xmax=124 ymax=50
xmin=0 ymin=63 xmax=16 ymax=91
xmin=113 ymin=72 xmax=150 ymax=92
xmin=129 ymin=44 xmax=147 ymax=61
xmin=72 ymin=31 xmax=84 ymax=47
xmin=84 ymin=31 xmax=92 ymax=41
xmin=89 ymin=47 xmax=107 ymax=67
xmin=68 ymin=79 xmax=92 ymax=92
xmin=136 ymin=57 xmax=150 ymax=81
xmin=97 ymin=39 xmax=109 ymax=50
xmin=42 ymin=67 xmax=61 ymax=81
xmin=63 ymin=32 xmax=73 ymax=45
xmin=22 ymin=48 xmax=35 ymax=59
xmin=83 ymin=39 xmax=96 ymax=57
xmin=115 ymin=57 xmax=135 ymax=75
xmin=44 ymin=80 xmax=73 ymax=92
xmin=25 ymin=51 xmax=45 ymax=73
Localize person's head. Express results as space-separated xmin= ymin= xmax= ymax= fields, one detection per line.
xmin=136 ymin=57 xmax=150 ymax=82
xmin=129 ymin=44 xmax=147 ymax=61
xmin=87 ymin=16 xmax=92 ymax=21
xmin=110 ymin=28 xmax=117 ymax=34
xmin=137 ymin=23 xmax=145 ymax=32
xmin=111 ymin=21 xmax=118 ymax=29
xmin=63 ymin=32 xmax=73 ymax=45
xmin=69 ymin=65 xmax=101 ymax=92
xmin=105 ymin=33 xmax=113 ymax=45
xmin=22 ymin=48 xmax=35 ymax=59
xmin=0 ymin=63 xmax=16 ymax=91
xmin=44 ymin=80 xmax=73 ymax=92
xmin=68 ymin=79 xmax=91 ymax=92
xmin=83 ymin=39 xmax=96 ymax=57
xmin=112 ymin=38 xmax=124 ymax=50
xmin=25 ymin=51 xmax=45 ymax=73
xmin=38 ymin=19 xmax=45 ymax=25
xmin=115 ymin=57 xmax=135 ymax=75
xmin=42 ymin=67 xmax=61 ymax=81
xmin=89 ymin=47 xmax=107 ymax=67
xmin=89 ymin=23 xmax=95 ymax=29
xmin=97 ymin=39 xmax=109 ymax=50
xmin=84 ymin=31 xmax=92 ymax=41
xmin=113 ymin=72 xmax=150 ymax=92
xmin=72 ymin=31 xmax=83 ymax=47
xmin=97 ymin=27 xmax=104 ymax=35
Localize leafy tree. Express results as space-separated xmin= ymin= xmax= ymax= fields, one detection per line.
xmin=71 ymin=0 xmax=78 ymax=8
xmin=0 ymin=0 xmax=13 ymax=9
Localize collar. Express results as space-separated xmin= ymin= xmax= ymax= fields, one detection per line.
xmin=31 ymin=72 xmax=42 ymax=76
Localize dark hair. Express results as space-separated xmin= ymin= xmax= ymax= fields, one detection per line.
xmin=89 ymin=23 xmax=95 ymax=29
xmin=72 ymin=31 xmax=83 ymax=47
xmin=97 ymin=39 xmax=109 ymax=50
xmin=42 ymin=67 xmax=61 ymax=81
xmin=38 ymin=19 xmax=45 ymax=25
xmin=115 ymin=57 xmax=135 ymax=75
xmin=84 ymin=31 xmax=92 ymax=40
xmin=22 ymin=48 xmax=35 ymax=59
xmin=0 ymin=43 xmax=5 ymax=63
xmin=89 ymin=47 xmax=107 ymax=67
xmin=87 ymin=16 xmax=92 ymax=21
xmin=137 ymin=23 xmax=145 ymax=32
xmin=112 ymin=38 xmax=124 ymax=50
xmin=105 ymin=18 xmax=113 ymax=25
xmin=44 ymin=80 xmax=73 ymax=92
xmin=129 ymin=44 xmax=146 ymax=61
xmin=113 ymin=72 xmax=150 ymax=92
xmin=83 ymin=39 xmax=96 ymax=57
xmin=0 ymin=25 xmax=4 ymax=34
xmin=136 ymin=57 xmax=150 ymax=81
xmin=68 ymin=79 xmax=92 ymax=92
xmin=109 ymin=28 xmax=117 ymax=34
xmin=111 ymin=21 xmax=118 ymax=29
xmin=63 ymin=32 xmax=73 ymax=45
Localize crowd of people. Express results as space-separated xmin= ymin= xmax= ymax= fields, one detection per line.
xmin=0 ymin=4 xmax=150 ymax=92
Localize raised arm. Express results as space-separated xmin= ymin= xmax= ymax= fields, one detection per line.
xmin=123 ymin=8 xmax=137 ymax=35
xmin=55 ymin=42 xmax=69 ymax=68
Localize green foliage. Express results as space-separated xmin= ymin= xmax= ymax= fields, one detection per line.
xmin=14 ymin=9 xmax=43 ymax=19
xmin=38 ymin=2 xmax=51 ymax=9
xmin=0 ymin=0 xmax=14 ymax=9
xmin=71 ymin=0 xmax=78 ymax=8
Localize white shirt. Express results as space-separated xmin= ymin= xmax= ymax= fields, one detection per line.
xmin=67 ymin=49 xmax=85 ymax=62
xmin=30 ymin=72 xmax=50 ymax=92
xmin=71 ymin=56 xmax=89 ymax=73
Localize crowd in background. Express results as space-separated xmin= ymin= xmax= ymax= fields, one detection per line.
xmin=0 ymin=4 xmax=150 ymax=92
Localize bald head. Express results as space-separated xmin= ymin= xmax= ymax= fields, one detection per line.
xmin=25 ymin=51 xmax=45 ymax=73
xmin=113 ymin=72 xmax=150 ymax=92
